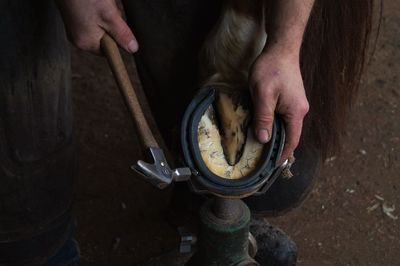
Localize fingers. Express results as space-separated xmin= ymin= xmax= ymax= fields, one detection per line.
xmin=251 ymin=83 xmax=278 ymax=143
xmin=279 ymin=103 xmax=309 ymax=163
xmin=56 ymin=0 xmax=138 ymax=54
xmin=101 ymin=10 xmax=138 ymax=53
xmin=252 ymin=86 xmax=308 ymax=164
xmin=280 ymin=117 xmax=303 ymax=164
xmin=249 ymin=50 xmax=309 ymax=165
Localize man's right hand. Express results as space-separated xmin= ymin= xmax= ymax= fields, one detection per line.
xmin=56 ymin=0 xmax=138 ymax=54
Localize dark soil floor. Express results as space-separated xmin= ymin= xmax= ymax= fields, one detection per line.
xmin=72 ymin=2 xmax=399 ymax=265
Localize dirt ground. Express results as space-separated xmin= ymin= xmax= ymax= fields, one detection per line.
xmin=71 ymin=2 xmax=399 ymax=266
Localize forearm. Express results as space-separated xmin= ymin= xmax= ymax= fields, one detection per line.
xmin=265 ymin=0 xmax=315 ymax=56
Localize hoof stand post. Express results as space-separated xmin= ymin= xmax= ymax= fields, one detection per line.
xmin=187 ymin=198 xmax=258 ymax=266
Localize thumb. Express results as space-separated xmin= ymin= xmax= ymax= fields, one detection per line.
xmin=252 ymin=89 xmax=277 ymax=143
xmin=103 ymin=13 xmax=138 ymax=53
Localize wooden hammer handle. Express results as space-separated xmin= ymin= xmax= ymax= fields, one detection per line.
xmin=100 ymin=33 xmax=158 ymax=148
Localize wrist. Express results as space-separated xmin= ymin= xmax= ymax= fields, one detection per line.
xmin=261 ymin=41 xmax=301 ymax=64
xmin=265 ymin=29 xmax=304 ymax=56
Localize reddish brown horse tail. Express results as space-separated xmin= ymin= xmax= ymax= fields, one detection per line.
xmin=300 ymin=0 xmax=377 ymax=158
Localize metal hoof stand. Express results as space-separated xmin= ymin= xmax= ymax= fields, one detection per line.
xmin=187 ymin=198 xmax=256 ymax=266
xmin=102 ymin=37 xmax=289 ymax=266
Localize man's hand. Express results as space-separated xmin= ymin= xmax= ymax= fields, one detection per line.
xmin=56 ymin=0 xmax=138 ymax=54
xmin=249 ymin=0 xmax=315 ymax=163
xmin=250 ymin=46 xmax=309 ymax=163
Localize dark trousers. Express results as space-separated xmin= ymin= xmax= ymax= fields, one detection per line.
xmin=0 ymin=0 xmax=76 ymax=264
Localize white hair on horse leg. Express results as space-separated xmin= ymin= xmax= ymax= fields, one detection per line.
xmin=197 ymin=0 xmax=267 ymax=177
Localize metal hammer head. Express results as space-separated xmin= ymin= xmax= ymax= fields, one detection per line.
xmin=132 ymin=147 xmax=192 ymax=189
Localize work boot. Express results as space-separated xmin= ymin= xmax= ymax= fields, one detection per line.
xmin=250 ymin=218 xmax=297 ymax=266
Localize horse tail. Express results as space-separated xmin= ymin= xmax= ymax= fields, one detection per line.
xmin=299 ymin=0 xmax=377 ymax=158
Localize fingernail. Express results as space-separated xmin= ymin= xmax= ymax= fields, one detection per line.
xmin=128 ymin=40 xmax=138 ymax=53
xmin=257 ymin=129 xmax=270 ymax=143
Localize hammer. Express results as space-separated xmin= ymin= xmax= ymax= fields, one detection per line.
xmin=100 ymin=34 xmax=191 ymax=189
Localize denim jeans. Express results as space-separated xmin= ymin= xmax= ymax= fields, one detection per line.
xmin=44 ymin=238 xmax=79 ymax=266
xmin=43 ymin=224 xmax=79 ymax=266
xmin=0 ymin=0 xmax=76 ymax=264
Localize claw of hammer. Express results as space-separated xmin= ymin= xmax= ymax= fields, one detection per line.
xmin=132 ymin=147 xmax=192 ymax=189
